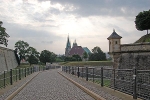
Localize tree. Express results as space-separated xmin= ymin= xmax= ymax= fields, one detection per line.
xmin=0 ymin=21 xmax=9 ymax=47
xmin=89 ymin=46 xmax=106 ymax=61
xmin=83 ymin=52 xmax=88 ymax=60
xmin=39 ymin=50 xmax=56 ymax=64
xmin=28 ymin=54 xmax=38 ymax=65
xmin=14 ymin=40 xmax=29 ymax=62
xmin=72 ymin=54 xmax=82 ymax=61
xmin=135 ymin=10 xmax=150 ymax=34
xmin=26 ymin=47 xmax=40 ymax=65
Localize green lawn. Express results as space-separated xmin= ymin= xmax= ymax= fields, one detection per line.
xmin=60 ymin=61 xmax=113 ymax=66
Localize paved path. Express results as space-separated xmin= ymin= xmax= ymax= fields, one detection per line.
xmin=12 ymin=69 xmax=94 ymax=100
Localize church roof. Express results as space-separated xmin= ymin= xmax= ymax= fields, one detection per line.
xmin=107 ymin=29 xmax=122 ymax=40
xmin=66 ymin=35 xmax=71 ymax=48
xmin=83 ymin=47 xmax=91 ymax=54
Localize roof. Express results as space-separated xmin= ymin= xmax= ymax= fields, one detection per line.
xmin=107 ymin=29 xmax=122 ymax=40
xmin=69 ymin=46 xmax=84 ymax=56
xmin=83 ymin=47 xmax=91 ymax=54
xmin=66 ymin=35 xmax=71 ymax=48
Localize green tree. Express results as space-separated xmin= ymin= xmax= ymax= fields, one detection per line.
xmin=89 ymin=46 xmax=106 ymax=61
xmin=72 ymin=54 xmax=82 ymax=61
xmin=26 ymin=47 xmax=40 ymax=65
xmin=0 ymin=21 xmax=9 ymax=47
xmin=39 ymin=50 xmax=56 ymax=64
xmin=83 ymin=52 xmax=88 ymax=60
xmin=135 ymin=10 xmax=150 ymax=34
xmin=14 ymin=40 xmax=29 ymax=62
xmin=28 ymin=54 xmax=38 ymax=65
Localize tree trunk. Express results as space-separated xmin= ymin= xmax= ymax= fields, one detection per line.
xmin=147 ymin=29 xmax=148 ymax=34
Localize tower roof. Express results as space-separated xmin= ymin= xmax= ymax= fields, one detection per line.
xmin=107 ymin=29 xmax=122 ymax=40
xmin=66 ymin=34 xmax=71 ymax=48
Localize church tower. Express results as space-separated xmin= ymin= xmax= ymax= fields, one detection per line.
xmin=73 ymin=39 xmax=78 ymax=47
xmin=65 ymin=35 xmax=71 ymax=56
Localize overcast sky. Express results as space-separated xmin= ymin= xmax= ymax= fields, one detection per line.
xmin=0 ymin=0 xmax=149 ymax=54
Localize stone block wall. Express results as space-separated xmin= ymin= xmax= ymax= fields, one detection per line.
xmin=0 ymin=46 xmax=18 ymax=72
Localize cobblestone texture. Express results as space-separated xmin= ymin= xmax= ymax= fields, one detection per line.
xmin=0 ymin=72 xmax=38 ymax=100
xmin=13 ymin=69 xmax=94 ymax=100
xmin=60 ymin=70 xmax=122 ymax=100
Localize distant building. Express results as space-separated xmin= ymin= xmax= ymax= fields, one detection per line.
xmin=65 ymin=35 xmax=91 ymax=60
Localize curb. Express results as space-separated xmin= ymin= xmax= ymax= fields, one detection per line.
xmin=58 ymin=71 xmax=106 ymax=100
xmin=5 ymin=72 xmax=40 ymax=100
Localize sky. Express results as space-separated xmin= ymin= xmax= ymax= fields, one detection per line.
xmin=0 ymin=0 xmax=149 ymax=55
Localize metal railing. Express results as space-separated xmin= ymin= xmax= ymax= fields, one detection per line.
xmin=62 ymin=66 xmax=150 ymax=100
xmin=0 ymin=65 xmax=46 ymax=89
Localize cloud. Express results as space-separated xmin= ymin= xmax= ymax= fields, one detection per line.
xmin=49 ymin=0 xmax=150 ymax=17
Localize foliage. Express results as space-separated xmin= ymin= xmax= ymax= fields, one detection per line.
xmin=15 ymin=40 xmax=29 ymax=62
xmin=26 ymin=47 xmax=40 ymax=65
xmin=89 ymin=46 xmax=106 ymax=61
xmin=64 ymin=54 xmax=82 ymax=61
xmin=39 ymin=50 xmax=56 ymax=64
xmin=72 ymin=55 xmax=82 ymax=61
xmin=0 ymin=21 xmax=9 ymax=47
xmin=135 ymin=10 xmax=150 ymax=34
xmin=83 ymin=52 xmax=88 ymax=59
xmin=14 ymin=49 xmax=20 ymax=65
xmin=28 ymin=54 xmax=38 ymax=65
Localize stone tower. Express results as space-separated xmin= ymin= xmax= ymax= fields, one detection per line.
xmin=65 ymin=35 xmax=71 ymax=56
xmin=107 ymin=29 xmax=122 ymax=68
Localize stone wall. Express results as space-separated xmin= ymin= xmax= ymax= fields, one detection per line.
xmin=110 ymin=42 xmax=150 ymax=70
xmin=0 ymin=46 xmax=18 ymax=72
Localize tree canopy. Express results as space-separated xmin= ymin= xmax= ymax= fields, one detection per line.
xmin=89 ymin=46 xmax=106 ymax=61
xmin=26 ymin=47 xmax=40 ymax=65
xmin=135 ymin=10 xmax=150 ymax=34
xmin=0 ymin=21 xmax=9 ymax=47
xmin=15 ymin=40 xmax=29 ymax=62
xmin=39 ymin=50 xmax=56 ymax=64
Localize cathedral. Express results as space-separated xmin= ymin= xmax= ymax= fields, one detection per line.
xmin=65 ymin=35 xmax=91 ymax=59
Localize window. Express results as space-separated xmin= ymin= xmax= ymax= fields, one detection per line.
xmin=115 ymin=41 xmax=117 ymax=44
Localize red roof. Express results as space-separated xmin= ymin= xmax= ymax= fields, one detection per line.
xmin=69 ymin=46 xmax=84 ymax=56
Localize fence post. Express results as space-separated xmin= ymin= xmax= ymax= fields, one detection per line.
xmin=77 ymin=67 xmax=80 ymax=77
xmin=16 ymin=69 xmax=17 ymax=82
xmin=86 ymin=67 xmax=88 ymax=81
xmin=10 ymin=69 xmax=13 ymax=85
xmin=113 ymin=68 xmax=116 ymax=89
xmin=19 ymin=68 xmax=21 ymax=80
xmin=4 ymin=71 xmax=6 ymax=88
xmin=101 ymin=67 xmax=103 ymax=87
xmin=25 ymin=68 xmax=26 ymax=77
xmin=133 ymin=67 xmax=137 ymax=99
xmin=93 ymin=68 xmax=94 ymax=82
xmin=82 ymin=67 xmax=83 ymax=78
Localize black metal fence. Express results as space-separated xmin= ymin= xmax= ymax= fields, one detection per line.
xmin=0 ymin=66 xmax=46 ymax=89
xmin=62 ymin=66 xmax=150 ymax=100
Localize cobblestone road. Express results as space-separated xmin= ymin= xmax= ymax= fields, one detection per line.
xmin=13 ymin=69 xmax=94 ymax=100
xmin=60 ymin=71 xmax=122 ymax=100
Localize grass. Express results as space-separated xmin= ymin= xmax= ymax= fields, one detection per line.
xmin=89 ymin=78 xmax=111 ymax=87
xmin=135 ymin=34 xmax=150 ymax=43
xmin=59 ymin=61 xmax=113 ymax=66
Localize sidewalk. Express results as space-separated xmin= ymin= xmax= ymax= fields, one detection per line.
xmin=59 ymin=70 xmax=141 ymax=100
xmin=12 ymin=69 xmax=94 ymax=100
